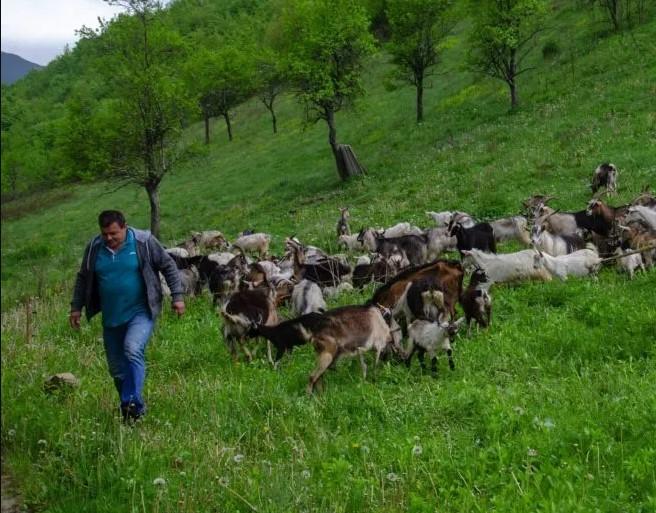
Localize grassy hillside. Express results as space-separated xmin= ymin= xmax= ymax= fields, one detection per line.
xmin=2 ymin=4 xmax=655 ymax=512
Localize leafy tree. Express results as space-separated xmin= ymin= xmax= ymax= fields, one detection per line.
xmin=278 ymin=0 xmax=375 ymax=180
xmin=255 ymin=48 xmax=286 ymax=134
xmin=585 ymin=0 xmax=653 ymax=31
xmin=468 ymin=0 xmax=547 ymax=110
xmin=82 ymin=0 xmax=192 ymax=237
xmin=386 ymin=0 xmax=456 ymax=123
xmin=186 ymin=43 xmax=255 ymax=144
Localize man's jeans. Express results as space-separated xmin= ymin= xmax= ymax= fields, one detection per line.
xmin=103 ymin=312 xmax=154 ymax=415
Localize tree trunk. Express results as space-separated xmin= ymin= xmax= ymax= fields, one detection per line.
xmin=271 ymin=110 xmax=278 ymax=134
xmin=509 ymin=79 xmax=518 ymax=110
xmin=325 ymin=107 xmax=347 ymax=180
xmin=204 ymin=112 xmax=210 ymax=145
xmin=224 ymin=112 xmax=233 ymax=141
xmin=146 ymin=183 xmax=161 ymax=238
xmin=416 ymin=79 xmax=424 ymax=123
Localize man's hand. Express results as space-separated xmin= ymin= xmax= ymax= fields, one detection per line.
xmin=69 ymin=310 xmax=81 ymax=329
xmin=172 ymin=301 xmax=185 ymax=316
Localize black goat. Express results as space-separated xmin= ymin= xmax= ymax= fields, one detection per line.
xmin=448 ymin=222 xmax=497 ymax=255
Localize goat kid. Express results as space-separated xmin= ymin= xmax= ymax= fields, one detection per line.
xmin=406 ymin=318 xmax=465 ymax=376
xmin=460 ymin=269 xmax=492 ymax=335
xmin=460 ymin=249 xmax=552 ymax=283
xmin=532 ymin=246 xmax=601 ymax=280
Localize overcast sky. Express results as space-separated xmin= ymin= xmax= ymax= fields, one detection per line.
xmin=1 ymin=1 xmax=126 ymax=65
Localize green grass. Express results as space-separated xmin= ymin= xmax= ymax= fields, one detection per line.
xmin=2 ymin=4 xmax=656 ymax=512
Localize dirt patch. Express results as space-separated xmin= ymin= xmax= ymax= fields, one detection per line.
xmin=1 ymin=458 xmax=22 ymax=513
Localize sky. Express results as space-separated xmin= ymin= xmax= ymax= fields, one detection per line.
xmin=1 ymin=0 xmax=127 ymax=65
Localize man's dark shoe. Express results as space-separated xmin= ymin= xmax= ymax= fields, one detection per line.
xmin=120 ymin=403 xmax=144 ymax=424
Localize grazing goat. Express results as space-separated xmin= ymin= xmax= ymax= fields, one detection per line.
xmin=291 ymin=279 xmax=327 ymax=316
xmin=358 ymin=228 xmax=427 ymax=266
xmin=613 ymin=247 xmax=645 ymax=279
xmin=336 ymin=207 xmax=351 ymax=237
xmin=179 ymin=266 xmax=201 ymax=296
xmin=394 ymin=277 xmax=448 ymax=325
xmin=531 ymin=223 xmax=586 ymax=256
xmin=489 ymin=216 xmax=531 ymax=245
xmin=406 ymin=318 xmax=465 ymax=376
xmin=625 ymin=206 xmax=656 ymax=232
xmin=535 ymin=206 xmax=602 ymax=237
xmin=532 ymin=246 xmax=602 ymax=280
xmin=425 ymin=227 xmax=457 ymax=261
xmin=381 ymin=222 xmax=424 ymax=238
xmin=232 ymin=233 xmax=271 ymax=258
xmin=448 ymin=221 xmax=497 ymax=255
xmin=289 ymin=241 xmax=351 ymax=287
xmin=591 ymin=163 xmax=618 ymax=195
xmin=460 ymin=249 xmax=552 ymax=283
xmin=192 ymin=230 xmax=227 ymax=251
xmin=352 ymin=254 xmax=400 ymax=288
xmin=338 ymin=234 xmax=363 ymax=251
xmin=371 ymin=259 xmax=464 ymax=321
xmin=460 ymin=269 xmax=492 ymax=334
xmin=426 ymin=211 xmax=453 ymax=227
xmin=618 ymin=224 xmax=656 ymax=268
xmin=221 ymin=283 xmax=279 ymax=361
xmin=631 ymin=187 xmax=656 ymax=209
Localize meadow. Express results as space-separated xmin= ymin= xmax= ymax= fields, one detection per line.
xmin=1 ymin=4 xmax=655 ymax=512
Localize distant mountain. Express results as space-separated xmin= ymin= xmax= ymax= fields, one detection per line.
xmin=1 ymin=52 xmax=43 ymax=85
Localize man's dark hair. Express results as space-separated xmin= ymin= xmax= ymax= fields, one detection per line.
xmin=98 ymin=210 xmax=126 ymax=228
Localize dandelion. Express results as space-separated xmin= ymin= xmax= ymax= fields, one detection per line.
xmin=7 ymin=429 xmax=15 ymax=437
xmin=527 ymin=448 xmax=538 ymax=458
xmin=37 ymin=439 xmax=47 ymax=446
xmin=218 ymin=477 xmax=230 ymax=487
xmin=233 ymin=454 xmax=244 ymax=464
xmin=301 ymin=470 xmax=311 ymax=479
xmin=412 ymin=445 xmax=423 ymax=457
xmin=153 ymin=477 xmax=167 ymax=486
xmin=361 ymin=445 xmax=370 ymax=455
xmin=386 ymin=472 xmax=400 ymax=482
xmin=543 ymin=418 xmax=555 ymax=430
xmin=513 ymin=406 xmax=525 ymax=415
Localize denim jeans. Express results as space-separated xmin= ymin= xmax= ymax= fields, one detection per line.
xmin=102 ymin=312 xmax=154 ymax=414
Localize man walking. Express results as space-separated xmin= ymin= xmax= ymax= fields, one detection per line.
xmin=70 ymin=210 xmax=184 ymax=422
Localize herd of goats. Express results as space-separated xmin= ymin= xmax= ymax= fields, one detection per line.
xmin=163 ymin=163 xmax=656 ymax=393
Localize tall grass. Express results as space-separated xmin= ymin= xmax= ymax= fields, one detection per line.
xmin=2 ymin=5 xmax=655 ymax=512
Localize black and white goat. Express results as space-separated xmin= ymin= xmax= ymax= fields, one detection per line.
xmin=591 ymin=163 xmax=618 ymax=195
xmin=448 ymin=221 xmax=497 ymax=255
xmin=460 ymin=269 xmax=492 ymax=334
xmin=405 ymin=318 xmax=465 ymax=376
xmin=291 ymin=279 xmax=327 ymax=316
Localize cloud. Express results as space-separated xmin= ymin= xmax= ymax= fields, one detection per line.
xmin=0 ymin=0 xmax=125 ymax=65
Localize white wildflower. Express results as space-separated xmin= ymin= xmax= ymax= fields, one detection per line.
xmin=233 ymin=454 xmax=244 ymax=464
xmin=153 ymin=477 xmax=166 ymax=486
xmin=527 ymin=448 xmax=538 ymax=458
xmin=218 ymin=477 xmax=230 ymax=487
xmin=37 ymin=439 xmax=47 ymax=446
xmin=412 ymin=445 xmax=423 ymax=457
xmin=301 ymin=470 xmax=311 ymax=480
xmin=7 ymin=429 xmax=15 ymax=437
xmin=386 ymin=472 xmax=400 ymax=482
xmin=543 ymin=418 xmax=555 ymax=430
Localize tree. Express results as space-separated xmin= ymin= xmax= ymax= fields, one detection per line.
xmin=255 ymin=49 xmax=286 ymax=134
xmin=277 ymin=0 xmax=375 ymax=180
xmin=386 ymin=0 xmax=456 ymax=123
xmin=82 ymin=0 xmax=191 ymax=237
xmin=467 ymin=0 xmax=547 ymax=110
xmin=186 ymin=44 xmax=255 ymax=144
xmin=586 ymin=0 xmax=652 ymax=31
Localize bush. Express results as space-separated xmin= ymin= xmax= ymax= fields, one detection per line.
xmin=542 ymin=40 xmax=560 ymax=60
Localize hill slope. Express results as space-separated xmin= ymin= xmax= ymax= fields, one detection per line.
xmin=0 ymin=51 xmax=42 ymax=84
xmin=1 ymin=5 xmax=655 ymax=513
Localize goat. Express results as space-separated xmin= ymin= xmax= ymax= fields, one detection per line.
xmin=370 ymin=259 xmax=464 ymax=322
xmin=220 ymin=283 xmax=279 ymax=361
xmin=618 ymin=224 xmax=656 ymax=268
xmin=631 ymin=186 xmax=656 ymax=209
xmin=489 ymin=216 xmax=531 ymax=245
xmin=352 ymin=254 xmax=399 ymax=288
xmin=461 ymin=249 xmax=552 ymax=283
xmin=338 ymin=234 xmax=363 ymax=251
xmin=613 ymin=247 xmax=645 ymax=279
xmin=425 ymin=227 xmax=457 ymax=261
xmin=448 ymin=221 xmax=496 ymax=255
xmin=460 ymin=269 xmax=492 ymax=334
xmin=585 ymin=198 xmax=629 ymax=236
xmin=591 ymin=163 xmax=618 ymax=195
xmin=191 ymin=230 xmax=227 ymax=251
xmin=625 ymin=206 xmax=656 ymax=232
xmin=531 ymin=223 xmax=586 ymax=256
xmin=323 ymin=282 xmax=354 ymax=299
xmin=166 ymin=247 xmax=190 ymax=259
xmin=336 ymin=207 xmax=351 ymax=237
xmin=381 ymin=222 xmax=424 ymax=238
xmin=405 ymin=318 xmax=465 ymax=376
xmin=289 ymin=241 xmax=352 ymax=287
xmin=232 ymin=233 xmax=271 ymax=259
xmin=394 ymin=277 xmax=448 ymax=325
xmin=291 ymin=279 xmax=327 ymax=316
xmin=426 ymin=211 xmax=453 ymax=228
xmin=532 ymin=245 xmax=602 ymax=280
xmin=535 ymin=206 xmax=602 ymax=237
xmin=358 ymin=228 xmax=427 ymax=266
xmin=523 ymin=194 xmax=556 ymax=222
xmin=451 ymin=211 xmax=476 ymax=228
xmin=179 ymin=266 xmax=201 ymax=296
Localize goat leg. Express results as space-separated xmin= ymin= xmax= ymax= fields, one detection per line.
xmin=417 ymin=348 xmax=426 ymax=371
xmin=307 ymin=351 xmax=334 ymax=395
xmin=359 ymin=353 xmax=368 ymax=380
xmin=430 ymin=356 xmax=438 ymax=377
xmin=447 ymin=348 xmax=455 ymax=371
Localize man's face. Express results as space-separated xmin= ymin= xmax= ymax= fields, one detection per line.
xmin=101 ymin=222 xmax=127 ymax=250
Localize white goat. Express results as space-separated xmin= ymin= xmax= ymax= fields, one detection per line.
xmin=323 ymin=282 xmax=354 ymax=299
xmin=381 ymin=222 xmax=424 ymax=238
xmin=426 ymin=211 xmax=453 ymax=227
xmin=166 ymin=247 xmax=190 ymax=259
xmin=531 ymin=223 xmax=585 ymax=256
xmin=338 ymin=234 xmax=363 ymax=251
xmin=406 ymin=318 xmax=465 ymax=374
xmin=613 ymin=247 xmax=645 ymax=279
xmin=461 ymin=249 xmax=552 ymax=283
xmin=291 ymin=279 xmax=326 ymax=316
xmin=425 ymin=227 xmax=457 ymax=261
xmin=489 ymin=216 xmax=531 ymax=245
xmin=451 ymin=211 xmax=475 ymax=228
xmin=232 ymin=233 xmax=271 ymax=258
xmin=256 ymin=260 xmax=282 ymax=280
xmin=625 ymin=206 xmax=656 ymax=232
xmin=532 ymin=246 xmax=601 ymax=280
